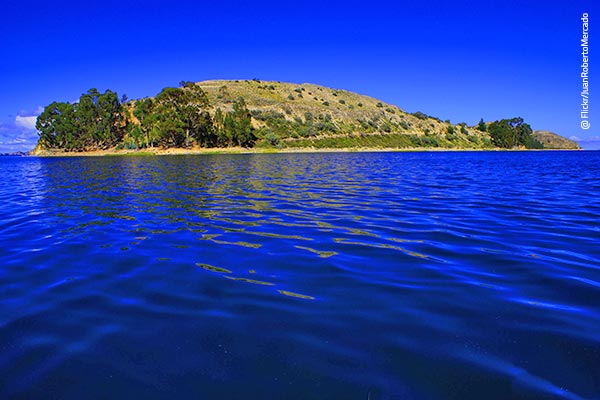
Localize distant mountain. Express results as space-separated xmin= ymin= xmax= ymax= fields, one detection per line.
xmin=532 ymin=130 xmax=581 ymax=149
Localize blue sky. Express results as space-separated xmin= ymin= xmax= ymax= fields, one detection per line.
xmin=0 ymin=0 xmax=597 ymax=151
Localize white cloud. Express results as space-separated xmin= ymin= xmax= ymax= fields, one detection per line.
xmin=573 ymin=136 xmax=600 ymax=150
xmin=569 ymin=135 xmax=581 ymax=141
xmin=15 ymin=115 xmax=37 ymax=130
xmin=14 ymin=106 xmax=43 ymax=131
xmin=0 ymin=122 xmax=39 ymax=153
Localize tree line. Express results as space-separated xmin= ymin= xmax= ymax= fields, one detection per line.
xmin=36 ymin=81 xmax=256 ymax=151
xmin=36 ymin=89 xmax=127 ymax=150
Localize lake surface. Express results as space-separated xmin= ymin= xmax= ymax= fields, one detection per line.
xmin=1 ymin=151 xmax=599 ymax=399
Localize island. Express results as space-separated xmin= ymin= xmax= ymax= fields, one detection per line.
xmin=32 ymin=79 xmax=580 ymax=155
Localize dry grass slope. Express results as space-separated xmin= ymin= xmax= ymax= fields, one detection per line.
xmin=195 ymin=79 xmax=491 ymax=149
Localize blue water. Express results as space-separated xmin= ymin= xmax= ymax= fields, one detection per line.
xmin=1 ymin=151 xmax=599 ymax=399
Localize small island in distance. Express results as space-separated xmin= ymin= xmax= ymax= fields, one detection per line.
xmin=33 ymin=79 xmax=580 ymax=155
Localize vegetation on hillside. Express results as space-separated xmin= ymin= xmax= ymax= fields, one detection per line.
xmin=35 ymin=79 xmax=557 ymax=152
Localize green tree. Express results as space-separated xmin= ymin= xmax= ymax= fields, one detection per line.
xmin=133 ymin=98 xmax=157 ymax=148
xmin=223 ymin=113 xmax=236 ymax=146
xmin=154 ymin=87 xmax=187 ymax=147
xmin=75 ymin=88 xmax=101 ymax=149
xmin=96 ymin=89 xmax=127 ymax=148
xmin=477 ymin=118 xmax=487 ymax=132
xmin=194 ymin=111 xmax=215 ymax=146
xmin=228 ymin=97 xmax=255 ymax=147
xmin=154 ymin=83 xmax=211 ymax=147
xmin=36 ymin=102 xmax=77 ymax=149
xmin=213 ymin=108 xmax=226 ymax=146
xmin=488 ymin=117 xmax=543 ymax=149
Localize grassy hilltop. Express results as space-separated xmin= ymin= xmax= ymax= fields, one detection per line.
xmin=34 ymin=79 xmax=577 ymax=153
xmin=194 ymin=79 xmax=490 ymax=150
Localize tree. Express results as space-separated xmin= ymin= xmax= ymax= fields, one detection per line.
xmin=133 ymin=98 xmax=157 ymax=148
xmin=213 ymin=108 xmax=226 ymax=146
xmin=230 ymin=97 xmax=255 ymax=147
xmin=36 ymin=102 xmax=76 ymax=149
xmin=194 ymin=111 xmax=215 ymax=147
xmin=96 ymin=89 xmax=127 ymax=148
xmin=223 ymin=113 xmax=236 ymax=146
xmin=75 ymin=89 xmax=101 ymax=149
xmin=477 ymin=118 xmax=487 ymax=132
xmin=487 ymin=117 xmax=543 ymax=149
xmin=153 ymin=84 xmax=210 ymax=148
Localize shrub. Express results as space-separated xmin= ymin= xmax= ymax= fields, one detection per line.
xmin=288 ymin=94 xmax=295 ymax=101
xmin=294 ymin=88 xmax=303 ymax=93
xmin=264 ymin=132 xmax=281 ymax=147
xmin=323 ymin=101 xmax=330 ymax=106
xmin=260 ymin=110 xmax=285 ymax=121
xmin=339 ymin=99 xmax=346 ymax=104
xmin=421 ymin=136 xmax=439 ymax=147
xmin=385 ymin=108 xmax=395 ymax=114
xmin=357 ymin=102 xmax=363 ymax=107
xmin=376 ymin=102 xmax=383 ymax=108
